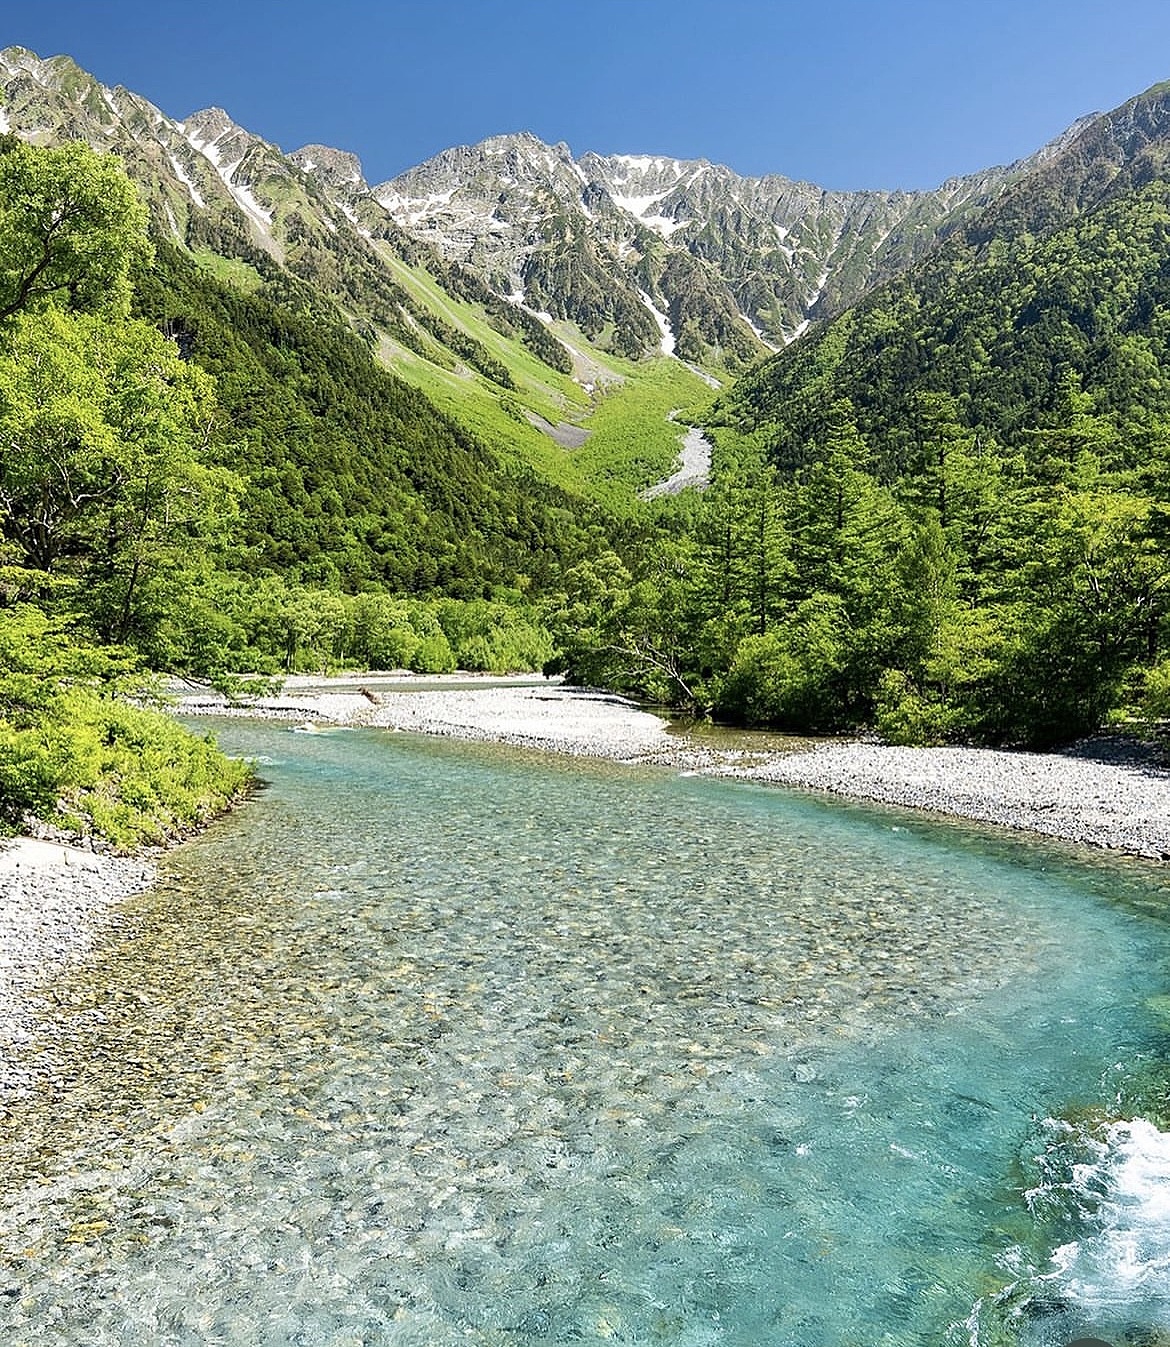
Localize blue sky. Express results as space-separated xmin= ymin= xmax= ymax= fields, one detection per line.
xmin=6 ymin=0 xmax=1170 ymax=189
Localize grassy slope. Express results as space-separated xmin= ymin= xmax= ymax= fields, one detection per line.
xmin=366 ymin=245 xmax=717 ymax=509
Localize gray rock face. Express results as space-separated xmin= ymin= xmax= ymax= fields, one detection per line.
xmin=371 ymin=132 xmax=1049 ymax=346
xmin=290 ymin=143 xmax=367 ymax=192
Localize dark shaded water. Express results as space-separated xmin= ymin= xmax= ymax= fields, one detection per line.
xmin=2 ymin=720 xmax=1169 ymax=1345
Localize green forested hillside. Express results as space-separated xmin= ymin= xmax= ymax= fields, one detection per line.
xmin=0 ymin=137 xmax=621 ymax=845
xmin=131 ymin=240 xmax=603 ymax=594
xmin=553 ymin=89 xmax=1170 ymax=748
xmin=714 ymin=83 xmax=1170 ymax=465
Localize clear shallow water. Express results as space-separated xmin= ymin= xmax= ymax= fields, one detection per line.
xmin=3 ymin=722 xmax=1170 ymax=1346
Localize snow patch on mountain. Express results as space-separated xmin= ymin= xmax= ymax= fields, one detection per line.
xmin=336 ymin=201 xmax=372 ymax=239
xmin=167 ymin=153 xmax=205 ymax=208
xmin=610 ymin=154 xmax=687 ymax=181
xmin=641 ymin=213 xmax=688 ymax=238
xmin=744 ymin=314 xmax=781 ymax=352
xmin=506 ymin=286 xmax=554 ymax=324
xmin=609 ymin=188 xmax=689 ymax=237
xmin=182 ymin=120 xmax=272 ymax=233
xmin=217 ymin=162 xmax=273 ymax=232
xmin=639 ymin=291 xmax=677 ymax=356
xmin=0 ymin=48 xmax=50 ymax=86
xmin=290 ymin=144 xmax=367 ymax=192
xmin=808 ymin=266 xmax=830 ymax=309
xmin=376 ymin=186 xmax=458 ymax=226
xmin=610 ymin=188 xmax=672 ymax=217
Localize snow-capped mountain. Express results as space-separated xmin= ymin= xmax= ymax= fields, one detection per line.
xmin=368 ymin=129 xmax=1081 ymax=354
xmin=0 ymin=46 xmax=543 ymax=382
xmin=0 ymin=46 xmax=339 ymax=267
xmin=0 ymin=45 xmax=1103 ymax=370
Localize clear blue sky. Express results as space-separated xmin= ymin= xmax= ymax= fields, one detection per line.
xmin=6 ymin=0 xmax=1170 ymax=190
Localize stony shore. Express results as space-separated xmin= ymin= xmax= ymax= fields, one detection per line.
xmin=172 ymin=675 xmax=1170 ymax=861
xmin=2 ymin=676 xmax=1165 ymax=1091
xmin=0 ymin=839 xmax=155 ymax=1098
xmin=727 ymin=739 xmax=1170 ymax=861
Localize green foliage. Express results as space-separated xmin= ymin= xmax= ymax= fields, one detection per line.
xmin=616 ymin=132 xmax=1170 ymax=747
xmin=9 ymin=101 xmax=1169 ymax=764
xmin=713 ymin=162 xmax=1170 ymax=473
xmin=0 ymin=141 xmax=252 ymax=847
xmin=554 ymin=389 xmax=1169 ymax=746
xmin=873 ymin=669 xmax=960 ymax=746
xmin=48 ymin=692 xmax=251 ymax=850
xmin=571 ymin=358 xmax=717 ymax=509
xmin=0 ymin=306 xmax=241 ymax=648
xmin=1139 ymin=657 xmax=1170 ymax=721
xmin=152 ymin=576 xmax=555 ymax=679
xmin=713 ymin=595 xmax=852 ymax=728
xmin=0 ymin=605 xmax=249 ymax=846
xmin=434 ymin=598 xmax=554 ymax=673
xmin=0 ymin=137 xmax=152 ymax=322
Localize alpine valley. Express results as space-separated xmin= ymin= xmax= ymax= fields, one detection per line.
xmin=0 ymin=44 xmax=1168 ymax=843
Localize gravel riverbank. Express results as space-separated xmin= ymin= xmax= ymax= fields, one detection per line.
xmin=176 ymin=677 xmax=675 ymax=760
xmin=0 ymin=839 xmax=155 ymax=1099
xmin=726 ymin=739 xmax=1170 ymax=861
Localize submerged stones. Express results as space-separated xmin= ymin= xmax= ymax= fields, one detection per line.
xmin=1 ymin=722 xmax=1168 ymax=1342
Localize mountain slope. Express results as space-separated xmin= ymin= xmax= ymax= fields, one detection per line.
xmin=0 ymin=45 xmax=1116 ymax=392
xmin=712 ymin=79 xmax=1170 ymax=473
xmin=2 ymin=45 xmax=1155 ymax=505
xmin=0 ymin=46 xmax=723 ymax=501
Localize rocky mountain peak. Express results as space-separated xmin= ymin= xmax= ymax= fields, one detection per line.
xmin=2 ymin=47 xmax=1154 ymax=368
xmin=290 ymin=143 xmax=367 ymax=192
xmin=181 ymin=106 xmax=248 ymax=148
xmin=376 ymin=129 xmax=585 ymax=202
xmin=0 ymin=46 xmax=79 ymax=87
xmin=178 ymin=106 xmax=277 ymax=201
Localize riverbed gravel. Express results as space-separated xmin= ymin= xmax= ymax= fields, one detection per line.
xmin=4 ymin=683 xmax=1165 ymax=1094
xmin=725 ymin=739 xmax=1170 ymax=861
xmin=0 ymin=840 xmax=155 ymax=1098
xmin=177 ymin=679 xmax=675 ymax=759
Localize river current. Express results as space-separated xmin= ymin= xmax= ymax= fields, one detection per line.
xmin=3 ymin=720 xmax=1170 ymax=1346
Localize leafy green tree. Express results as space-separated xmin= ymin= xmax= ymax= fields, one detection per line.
xmin=713 ymin=594 xmax=852 ymax=728
xmin=692 ymin=464 xmax=789 ymax=640
xmin=981 ymin=482 xmax=1170 ymax=744
xmin=0 ymin=307 xmax=241 ymax=649
xmin=0 ymin=137 xmax=151 ymax=323
xmin=0 ymin=139 xmax=252 ymax=845
xmin=0 ymin=603 xmax=248 ymax=844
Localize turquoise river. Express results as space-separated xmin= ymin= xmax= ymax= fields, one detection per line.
xmin=2 ymin=718 xmax=1170 ymax=1346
